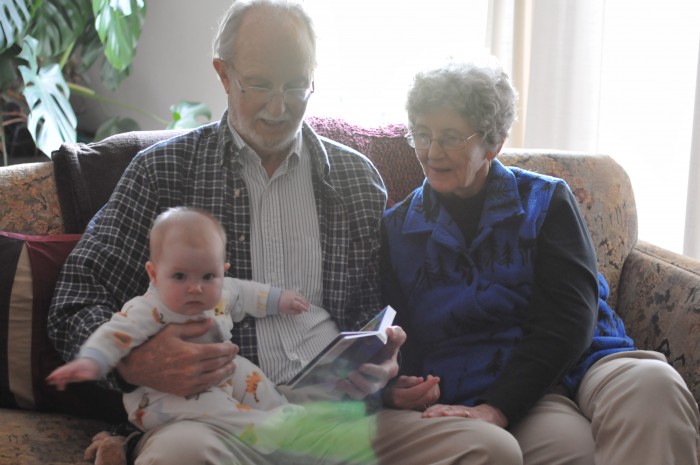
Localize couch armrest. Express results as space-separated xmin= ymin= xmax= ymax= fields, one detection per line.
xmin=617 ymin=240 xmax=700 ymax=401
xmin=0 ymin=162 xmax=64 ymax=235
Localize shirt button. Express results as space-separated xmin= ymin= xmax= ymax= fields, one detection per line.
xmin=238 ymin=234 xmax=246 ymax=242
xmin=241 ymin=321 xmax=250 ymax=328
xmin=234 ymin=189 xmax=241 ymax=198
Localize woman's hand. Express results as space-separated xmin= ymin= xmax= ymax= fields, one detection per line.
xmin=116 ymin=319 xmax=238 ymax=397
xmin=336 ymin=326 xmax=406 ymax=399
xmin=422 ymin=403 xmax=509 ymax=428
xmin=383 ymin=374 xmax=441 ymax=410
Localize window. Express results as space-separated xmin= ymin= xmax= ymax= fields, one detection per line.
xmin=305 ymin=0 xmax=700 ymax=254
xmin=304 ymin=0 xmax=490 ymax=125
xmin=596 ymin=1 xmax=700 ymax=253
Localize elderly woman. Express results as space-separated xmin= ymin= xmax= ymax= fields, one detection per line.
xmin=381 ymin=60 xmax=699 ymax=464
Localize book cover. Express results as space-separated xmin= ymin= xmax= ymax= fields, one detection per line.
xmin=284 ymin=305 xmax=396 ymax=390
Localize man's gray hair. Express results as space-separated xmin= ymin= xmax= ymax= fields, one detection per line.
xmin=406 ymin=60 xmax=518 ymax=149
xmin=212 ymin=0 xmax=317 ymax=69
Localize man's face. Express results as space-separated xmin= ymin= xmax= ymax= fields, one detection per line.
xmin=214 ymin=7 xmax=315 ymax=161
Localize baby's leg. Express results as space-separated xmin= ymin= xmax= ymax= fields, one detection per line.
xmin=226 ymin=355 xmax=288 ymax=410
xmin=125 ymin=387 xmax=305 ymax=455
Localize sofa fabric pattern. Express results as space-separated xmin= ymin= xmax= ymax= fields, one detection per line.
xmin=618 ymin=241 xmax=700 ymax=401
xmin=0 ymin=408 xmax=108 ymax=465
xmin=0 ymin=162 xmax=64 ymax=235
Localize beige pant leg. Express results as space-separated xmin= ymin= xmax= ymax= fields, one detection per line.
xmin=576 ymin=350 xmax=699 ymax=465
xmin=373 ymin=409 xmax=523 ymax=465
xmin=134 ymin=400 xmax=374 ymax=465
xmin=134 ymin=406 xmax=525 ymax=465
xmin=510 ymin=393 xmax=595 ymax=465
xmin=134 ymin=419 xmax=275 ymax=465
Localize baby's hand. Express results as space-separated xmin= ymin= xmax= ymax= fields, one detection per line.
xmin=279 ymin=290 xmax=310 ymax=315
xmin=46 ymin=358 xmax=101 ymax=391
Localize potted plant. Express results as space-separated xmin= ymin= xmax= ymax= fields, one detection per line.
xmin=0 ymin=0 xmax=210 ymax=166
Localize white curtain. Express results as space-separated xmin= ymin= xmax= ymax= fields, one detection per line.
xmin=489 ymin=0 xmax=700 ymax=258
xmin=685 ymin=41 xmax=700 ymax=260
xmin=490 ymin=0 xmax=605 ymax=152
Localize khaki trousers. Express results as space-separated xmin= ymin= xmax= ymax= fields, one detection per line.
xmin=135 ymin=351 xmax=698 ymax=465
xmin=511 ymin=350 xmax=699 ymax=465
xmin=135 ymin=404 xmax=523 ymax=465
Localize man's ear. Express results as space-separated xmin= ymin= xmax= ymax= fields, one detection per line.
xmin=224 ymin=262 xmax=231 ymax=273
xmin=145 ymin=261 xmax=157 ymax=285
xmin=213 ymin=59 xmax=231 ymax=94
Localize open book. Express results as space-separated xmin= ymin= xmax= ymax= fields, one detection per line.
xmin=284 ymin=305 xmax=396 ymax=390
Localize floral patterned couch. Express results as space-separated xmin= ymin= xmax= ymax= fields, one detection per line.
xmin=1 ymin=116 xmax=699 ymax=464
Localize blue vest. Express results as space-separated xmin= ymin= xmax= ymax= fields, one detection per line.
xmin=383 ymin=160 xmax=634 ymax=403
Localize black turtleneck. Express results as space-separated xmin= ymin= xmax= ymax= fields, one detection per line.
xmin=436 ymin=188 xmax=487 ymax=246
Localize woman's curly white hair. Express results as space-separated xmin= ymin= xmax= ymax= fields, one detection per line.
xmin=406 ymin=60 xmax=518 ymax=149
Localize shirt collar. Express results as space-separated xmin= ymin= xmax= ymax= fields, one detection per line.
xmin=402 ymin=159 xmax=524 ymax=235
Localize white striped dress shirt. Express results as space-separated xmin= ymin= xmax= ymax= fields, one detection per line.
xmin=232 ymin=129 xmax=340 ymax=384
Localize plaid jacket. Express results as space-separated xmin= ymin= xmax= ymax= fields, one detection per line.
xmin=48 ymin=113 xmax=387 ymax=387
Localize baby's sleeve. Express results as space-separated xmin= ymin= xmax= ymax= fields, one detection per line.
xmin=223 ymin=277 xmax=280 ymax=322
xmin=77 ymin=295 xmax=165 ymax=377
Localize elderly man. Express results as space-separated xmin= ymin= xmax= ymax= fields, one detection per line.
xmin=49 ymin=1 xmax=521 ymax=463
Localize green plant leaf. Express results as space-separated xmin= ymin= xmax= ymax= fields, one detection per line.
xmin=94 ymin=115 xmax=139 ymax=141
xmin=28 ymin=0 xmax=91 ymax=58
xmin=100 ymin=57 xmax=129 ymax=91
xmin=0 ymin=0 xmax=32 ymax=54
xmin=92 ymin=0 xmax=145 ymax=72
xmin=166 ymin=101 xmax=211 ymax=130
xmin=75 ymin=23 xmax=102 ymax=73
xmin=18 ymin=36 xmax=76 ymax=156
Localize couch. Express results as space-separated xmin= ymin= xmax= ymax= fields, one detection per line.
xmin=1 ymin=116 xmax=699 ymax=464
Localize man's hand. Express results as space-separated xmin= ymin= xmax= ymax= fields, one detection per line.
xmin=382 ymin=374 xmax=441 ymax=410
xmin=116 ymin=319 xmax=238 ymax=397
xmin=336 ymin=325 xmax=406 ymax=400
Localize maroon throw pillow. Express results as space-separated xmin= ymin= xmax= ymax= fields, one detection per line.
xmin=0 ymin=231 xmax=125 ymax=422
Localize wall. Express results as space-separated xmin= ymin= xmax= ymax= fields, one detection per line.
xmin=75 ymin=0 xmax=231 ymax=133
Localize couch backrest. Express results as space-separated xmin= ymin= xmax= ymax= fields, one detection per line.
xmin=0 ymin=117 xmax=637 ymax=309
xmin=52 ymin=129 xmax=188 ymax=233
xmin=0 ymin=161 xmax=64 ymax=235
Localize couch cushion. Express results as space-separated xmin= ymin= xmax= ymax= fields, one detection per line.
xmin=52 ymin=129 xmax=187 ymax=234
xmin=0 ymin=232 xmax=125 ymax=422
xmin=0 ymin=408 xmax=109 ymax=464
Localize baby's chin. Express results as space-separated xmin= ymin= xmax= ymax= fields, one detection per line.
xmin=175 ymin=301 xmax=213 ymax=316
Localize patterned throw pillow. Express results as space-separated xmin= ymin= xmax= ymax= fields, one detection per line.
xmin=0 ymin=231 xmax=125 ymax=422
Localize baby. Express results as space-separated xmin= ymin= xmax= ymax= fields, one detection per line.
xmin=47 ymin=207 xmax=309 ymax=451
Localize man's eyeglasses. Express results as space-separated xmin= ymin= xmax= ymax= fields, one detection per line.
xmin=233 ymin=77 xmax=314 ymax=105
xmin=405 ymin=131 xmax=478 ymax=151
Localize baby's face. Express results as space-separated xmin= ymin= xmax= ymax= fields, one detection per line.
xmin=151 ymin=241 xmax=226 ymax=316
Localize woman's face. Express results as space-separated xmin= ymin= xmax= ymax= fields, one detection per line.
xmin=412 ymin=105 xmax=500 ymax=198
